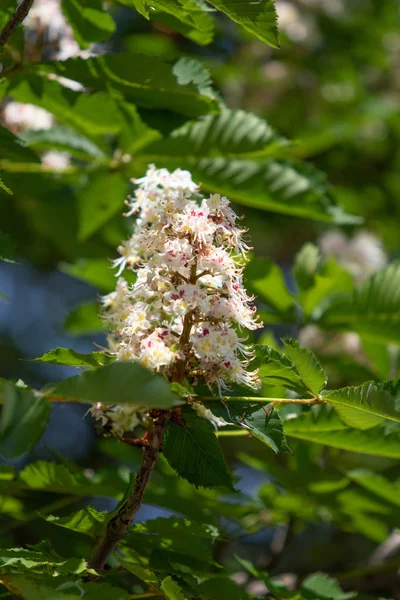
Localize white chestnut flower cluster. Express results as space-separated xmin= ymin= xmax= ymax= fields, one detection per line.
xmin=90 ymin=166 xmax=262 ymax=436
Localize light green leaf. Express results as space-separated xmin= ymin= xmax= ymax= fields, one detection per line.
xmin=45 ymin=505 xmax=107 ymax=537
xmin=253 ymin=345 xmax=305 ymax=394
xmin=300 ymin=573 xmax=357 ymax=600
xmin=163 ymin=405 xmax=235 ymax=490
xmin=0 ymin=380 xmax=51 ymax=458
xmin=62 ymin=0 xmax=116 ymax=48
xmin=283 ymin=338 xmax=327 ymax=396
xmin=48 ymin=361 xmax=180 ymax=408
xmin=161 ymin=576 xmax=187 ymax=600
xmin=245 ymin=256 xmax=294 ymax=313
xmin=32 ymin=348 xmax=114 ymax=368
xmin=325 ymin=380 xmax=400 ymax=423
xmin=77 ymin=170 xmax=127 ymax=241
xmin=319 ymin=261 xmax=400 ymax=344
xmin=0 ymin=175 xmax=12 ymax=195
xmin=60 ymin=258 xmax=119 ymax=292
xmin=0 ymin=547 xmax=87 ymax=576
xmin=284 ymin=409 xmax=400 ymax=458
xmin=64 ymin=301 xmax=106 ymax=335
xmin=293 ymin=243 xmax=320 ymax=291
xmin=206 ymin=0 xmax=279 ymax=48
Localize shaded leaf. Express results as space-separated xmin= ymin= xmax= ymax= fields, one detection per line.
xmin=62 ymin=0 xmax=116 ymax=48
xmin=45 ymin=505 xmax=107 ymax=537
xmin=253 ymin=345 xmax=305 ymax=395
xmin=63 ymin=301 xmax=106 ymax=335
xmin=245 ymin=256 xmax=294 ymax=314
xmin=163 ymin=405 xmax=235 ymax=490
xmin=293 ymin=243 xmax=320 ymax=291
xmin=48 ymin=361 xmax=180 ymax=408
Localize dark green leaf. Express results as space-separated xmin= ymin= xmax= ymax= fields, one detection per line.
xmin=62 ymin=0 xmax=116 ymax=48
xmin=163 ymin=405 xmax=235 ymax=490
xmin=0 ymin=380 xmax=51 ymax=458
xmin=32 ymin=347 xmax=114 ymax=368
xmin=0 ymin=232 xmax=15 ymax=261
xmin=197 ymin=576 xmax=252 ymax=600
xmin=253 ymin=345 xmax=305 ymax=394
xmin=48 ymin=361 xmax=180 ymax=408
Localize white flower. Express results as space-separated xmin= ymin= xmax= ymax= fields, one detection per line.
xmin=41 ymin=151 xmax=70 ymax=170
xmin=3 ymin=102 xmax=54 ymax=132
xmin=92 ymin=166 xmax=262 ymax=437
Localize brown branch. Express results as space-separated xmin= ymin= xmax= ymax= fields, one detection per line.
xmin=0 ymin=0 xmax=35 ymax=47
xmin=87 ymin=410 xmax=170 ymax=574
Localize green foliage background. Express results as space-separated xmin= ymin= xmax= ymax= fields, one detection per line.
xmin=0 ymin=0 xmax=400 ymax=599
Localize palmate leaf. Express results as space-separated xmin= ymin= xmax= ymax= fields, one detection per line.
xmin=0 ymin=575 xmax=131 ymax=600
xmin=325 ymin=380 xmax=400 ymax=423
xmin=253 ymin=345 xmax=306 ymax=394
xmin=32 ymin=347 xmax=115 ymax=368
xmin=48 ymin=361 xmax=180 ymax=408
xmin=163 ymin=405 xmax=235 ymax=490
xmin=206 ymin=0 xmax=279 ymax=48
xmin=318 ymin=261 xmax=400 ymax=344
xmin=141 ymin=109 xmax=288 ymax=160
xmin=21 ymin=126 xmax=106 ymax=160
xmin=0 ymin=175 xmax=12 ymax=195
xmin=293 ymin=243 xmax=320 ymax=291
xmin=284 ymin=407 xmax=400 ymax=458
xmin=45 ymin=505 xmax=107 ymax=537
xmin=301 ymin=573 xmax=357 ymax=600
xmin=347 ymin=469 xmax=400 ymax=507
xmin=0 ymin=380 xmax=51 ymax=459
xmin=60 ymin=258 xmax=120 ymax=292
xmin=39 ymin=54 xmax=217 ymax=118
xmin=197 ymin=576 xmax=252 ymax=600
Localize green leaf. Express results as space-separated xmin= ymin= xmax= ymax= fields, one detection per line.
xmin=1 ymin=576 xmax=130 ymax=600
xmin=32 ymin=348 xmax=115 ymax=368
xmin=283 ymin=338 xmax=327 ymax=396
xmin=253 ymin=345 xmax=305 ymax=395
xmin=245 ymin=256 xmax=294 ymax=314
xmin=319 ymin=261 xmax=400 ymax=344
xmin=174 ymin=158 xmax=359 ymax=224
xmin=141 ymin=109 xmax=287 ymax=161
xmin=60 ymin=258 xmax=120 ymax=292
xmin=21 ymin=126 xmax=106 ymax=160
xmin=207 ymin=402 xmax=290 ymax=453
xmin=293 ymin=243 xmax=320 ymax=291
xmin=48 ymin=361 xmax=180 ymax=408
xmin=0 ymin=380 xmax=51 ymax=458
xmin=197 ymin=576 xmax=252 ymax=600
xmin=161 ymin=576 xmax=187 ymax=600
xmin=284 ymin=409 xmax=400 ymax=458
xmin=44 ymin=505 xmax=107 ymax=537
xmin=64 ymin=301 xmax=106 ymax=335
xmin=205 ymin=0 xmax=279 ymax=48
xmin=325 ymin=380 xmax=400 ymax=424
xmin=300 ymin=573 xmax=357 ymax=600
xmin=77 ymin=170 xmax=127 ymax=241
xmin=62 ymin=0 xmax=116 ymax=48
xmin=133 ymin=515 xmax=219 ymax=540
xmin=41 ymin=54 xmax=217 ymax=117
xmin=347 ymin=469 xmax=400 ymax=508
xmin=128 ymin=0 xmax=215 ymax=45
xmin=0 ymin=124 xmax=40 ymax=164
xmin=0 ymin=547 xmax=87 ymax=576
xmin=163 ymin=405 xmax=235 ymax=490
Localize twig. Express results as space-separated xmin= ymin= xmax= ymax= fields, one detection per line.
xmin=0 ymin=0 xmax=35 ymax=47
xmin=262 ymin=517 xmax=295 ymax=571
xmin=87 ymin=411 xmax=170 ymax=574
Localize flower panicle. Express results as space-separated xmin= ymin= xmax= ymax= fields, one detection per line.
xmin=91 ymin=166 xmax=263 ymax=436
